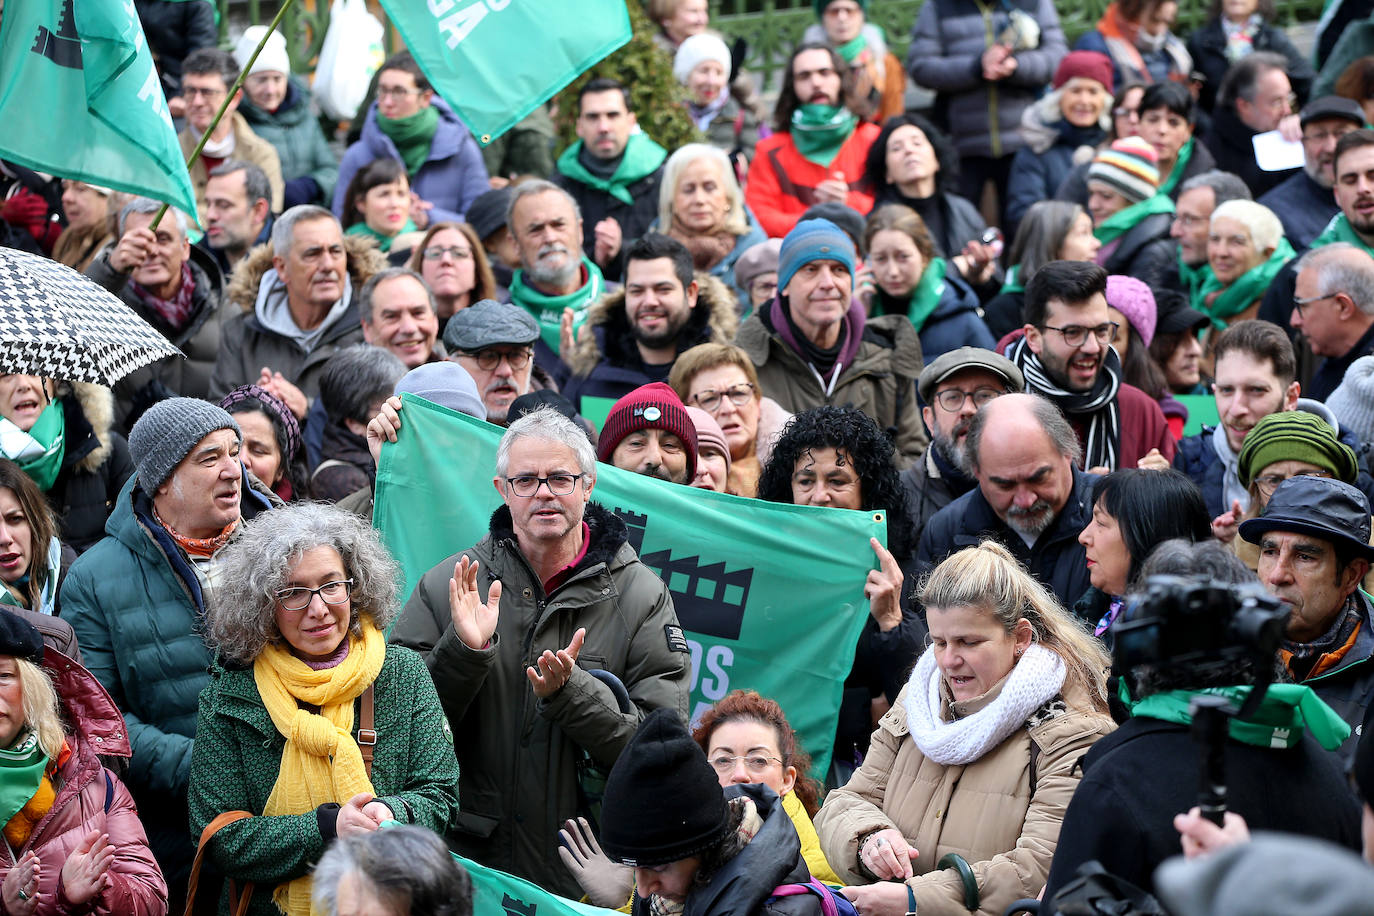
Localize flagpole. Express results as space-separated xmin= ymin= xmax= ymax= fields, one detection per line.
xmin=151 ymin=0 xmax=297 ymax=229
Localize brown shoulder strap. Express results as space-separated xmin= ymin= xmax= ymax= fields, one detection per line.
xmin=184 ymin=811 xmax=255 ymax=916
xmin=359 ymin=683 xmax=376 ymax=778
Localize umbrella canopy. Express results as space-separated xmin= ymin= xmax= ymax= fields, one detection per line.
xmin=0 ymin=247 xmax=182 ymax=385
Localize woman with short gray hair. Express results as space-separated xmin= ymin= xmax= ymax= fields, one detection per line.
xmin=311 ymin=825 xmax=472 ymax=916
xmin=187 ymin=503 xmax=459 ymax=916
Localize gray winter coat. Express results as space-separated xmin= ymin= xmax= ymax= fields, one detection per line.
xmin=907 ymin=0 xmax=1068 ymax=160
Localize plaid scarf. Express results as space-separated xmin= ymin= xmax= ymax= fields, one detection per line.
xmin=1282 ymin=594 xmax=1364 ymax=681
xmin=1008 ymin=335 xmax=1123 ymax=470
xmin=130 ymin=262 xmax=196 ymax=329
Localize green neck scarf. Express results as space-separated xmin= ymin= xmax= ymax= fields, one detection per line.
xmin=1197 ymin=237 xmax=1296 ymax=329
xmin=1093 ymin=193 xmax=1176 ymax=245
xmin=1178 ymin=255 xmax=1213 ymax=306
xmin=1157 ymin=137 xmax=1196 ymax=198
xmin=896 ymin=258 xmax=948 ymax=333
xmin=0 ymin=403 xmax=65 ymax=492
xmin=345 ymin=218 xmax=418 ymax=253
xmin=1311 ymin=213 xmax=1374 ymax=256
xmin=1121 ymin=680 xmax=1351 ymax=751
xmin=790 ymin=104 xmax=858 ymax=168
xmin=377 ymin=106 xmax=440 ymax=176
xmin=835 ymin=32 xmax=868 ymax=63
xmin=509 ymin=256 xmax=606 ymax=356
xmin=0 ymin=731 xmax=49 ymax=835
xmin=554 ymin=133 xmax=668 ymax=207
xmin=1000 ymin=263 xmax=1025 ymax=295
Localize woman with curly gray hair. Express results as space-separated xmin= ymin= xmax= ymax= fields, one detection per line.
xmin=186 ymin=503 xmax=459 ymax=916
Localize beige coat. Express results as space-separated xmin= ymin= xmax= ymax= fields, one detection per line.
xmin=179 ymin=111 xmax=284 ymax=218
xmin=814 ymin=680 xmax=1113 ymax=915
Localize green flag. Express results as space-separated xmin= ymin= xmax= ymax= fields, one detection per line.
xmin=0 ymin=0 xmax=198 ymax=218
xmin=375 ymin=395 xmax=884 ymax=776
xmin=455 ymin=852 xmax=620 ymax=916
xmin=377 ymin=0 xmax=632 ymax=145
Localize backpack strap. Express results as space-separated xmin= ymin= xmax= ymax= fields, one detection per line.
xmin=769 ymin=880 xmax=839 ymax=916
xmin=184 ymin=811 xmax=255 ymax=916
xmin=104 ymin=770 xmax=114 ymax=814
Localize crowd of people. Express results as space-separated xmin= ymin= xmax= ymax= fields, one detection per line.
xmin=6 ymin=0 xmax=1374 ymax=912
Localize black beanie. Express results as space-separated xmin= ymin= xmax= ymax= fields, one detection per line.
xmin=599 ymin=708 xmax=730 ymax=867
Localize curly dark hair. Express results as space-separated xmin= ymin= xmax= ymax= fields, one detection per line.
xmin=757 ymin=406 xmax=909 ymax=559
xmin=774 ymin=43 xmax=859 ymax=133
xmin=863 ymin=112 xmax=961 ymax=195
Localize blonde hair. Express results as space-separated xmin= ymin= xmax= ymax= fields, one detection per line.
xmin=658 ymin=144 xmax=748 ymax=238
xmin=668 ymin=343 xmax=761 ymax=404
xmin=15 ymin=659 xmax=64 ymax=759
xmin=1210 ymin=199 xmax=1284 ymax=255
xmin=918 ymin=541 xmax=1110 ymax=711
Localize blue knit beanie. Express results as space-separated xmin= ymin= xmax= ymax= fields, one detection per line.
xmin=778 ymin=218 xmax=856 ymax=296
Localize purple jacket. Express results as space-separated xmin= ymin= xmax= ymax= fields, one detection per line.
xmin=332 ymin=96 xmax=489 ymax=226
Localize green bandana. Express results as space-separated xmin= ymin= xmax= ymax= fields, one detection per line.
xmin=790 ymin=104 xmax=858 ymax=168
xmin=1157 ymin=137 xmax=1196 ymax=198
xmin=890 ymin=257 xmax=948 ymax=333
xmin=0 ymin=731 xmax=48 ymax=834
xmin=377 ymin=106 xmax=440 ymax=176
xmin=1000 ymin=263 xmax=1025 ymax=295
xmin=1093 ymin=193 xmax=1176 ymax=245
xmin=1311 ymin=213 xmax=1374 ymax=255
xmin=1196 ymin=237 xmax=1296 ymax=329
xmin=834 ymin=32 xmax=868 ymax=63
xmin=345 ymin=219 xmax=418 ymax=253
xmin=554 ymin=133 xmax=668 ymax=207
xmin=1121 ymin=680 xmax=1351 ymax=751
xmin=0 ymin=403 xmax=65 ymax=492
xmin=509 ymin=256 xmax=606 ymax=356
xmin=1178 ymin=256 xmax=1213 ymax=306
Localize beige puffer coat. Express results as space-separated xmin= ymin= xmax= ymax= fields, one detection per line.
xmin=814 ymin=678 xmax=1114 ymax=915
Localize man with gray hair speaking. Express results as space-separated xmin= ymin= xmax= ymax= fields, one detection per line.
xmin=391 ymin=406 xmax=689 ymax=897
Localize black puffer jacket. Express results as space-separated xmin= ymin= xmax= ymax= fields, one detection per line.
xmin=48 ymin=384 xmax=134 ymax=555
xmin=136 ymin=0 xmax=218 ymax=101
xmin=1101 ymin=211 xmax=1176 ymax=291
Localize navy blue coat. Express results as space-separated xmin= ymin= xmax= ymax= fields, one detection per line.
xmin=1257 ymin=169 xmax=1338 ymax=253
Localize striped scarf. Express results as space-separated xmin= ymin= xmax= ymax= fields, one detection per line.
xmin=1009 ymin=335 xmax=1122 ymax=470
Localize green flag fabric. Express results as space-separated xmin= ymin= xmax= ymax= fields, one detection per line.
xmin=379 ymin=0 xmax=633 ymax=146
xmin=457 ymin=852 xmax=620 ymax=916
xmin=0 ymin=0 xmax=198 ymax=218
xmin=374 ymin=395 xmax=884 ymax=776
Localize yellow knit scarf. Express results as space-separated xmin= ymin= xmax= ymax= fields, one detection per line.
xmin=253 ymin=624 xmax=386 ymax=916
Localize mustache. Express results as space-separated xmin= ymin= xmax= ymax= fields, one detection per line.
xmin=1006 ymin=499 xmax=1052 ymax=520
xmin=485 ymin=378 xmax=519 ymax=395
xmin=637 ymin=464 xmax=671 ymax=482
xmin=537 ymin=244 xmax=569 ymax=259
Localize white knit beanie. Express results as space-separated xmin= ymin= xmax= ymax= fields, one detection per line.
xmin=1327 ymin=355 xmax=1374 ymax=447
xmin=673 ymin=33 xmax=731 ymax=85
xmin=234 ymin=26 xmax=291 ymax=77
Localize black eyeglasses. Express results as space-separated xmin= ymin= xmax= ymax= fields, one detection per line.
xmin=690 ymin=382 xmax=755 ymax=414
xmin=1293 ymin=292 xmax=1339 ymax=318
xmin=934 ymin=386 xmax=1004 ymax=412
xmin=463 ymin=349 xmax=532 ymax=371
xmin=505 ymin=474 xmax=584 ymax=497
xmin=274 ymin=579 xmax=353 ymax=611
xmin=1039 ymin=322 xmax=1119 ymax=347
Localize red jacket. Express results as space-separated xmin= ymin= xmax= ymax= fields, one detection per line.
xmin=745 ymin=122 xmax=880 ymax=238
xmin=0 ymin=651 xmax=167 ymax=916
xmin=1067 ymin=382 xmax=1178 ymax=470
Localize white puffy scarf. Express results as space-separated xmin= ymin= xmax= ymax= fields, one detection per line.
xmin=904 ymin=643 xmax=1066 ymax=766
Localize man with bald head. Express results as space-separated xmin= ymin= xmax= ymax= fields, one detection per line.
xmin=1292 ymin=243 xmax=1374 ymax=401
xmin=914 ymin=392 xmax=1094 ymax=608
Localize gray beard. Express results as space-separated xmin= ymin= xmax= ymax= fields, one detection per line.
xmin=931 ymin=430 xmax=966 ymax=472
xmin=528 ymin=259 xmax=578 ymax=290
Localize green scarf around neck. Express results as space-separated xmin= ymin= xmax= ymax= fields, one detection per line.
xmin=1178 ymin=256 xmax=1213 ymax=306
xmin=1311 ymin=213 xmax=1374 ymax=256
xmin=835 ymin=32 xmax=868 ymax=63
xmin=377 ymin=106 xmax=440 ymax=176
xmin=0 ymin=403 xmax=65 ymax=492
xmin=345 ymin=219 xmax=418 ymax=253
xmin=509 ymin=256 xmax=605 ymax=356
xmin=790 ymin=104 xmax=858 ymax=168
xmin=555 ymin=133 xmax=668 ymax=207
xmin=1000 ymin=263 xmax=1025 ymax=295
xmin=1121 ymin=680 xmax=1350 ymax=751
xmin=1157 ymin=137 xmax=1196 ymax=198
xmin=893 ymin=258 xmax=948 ymax=333
xmin=1093 ymin=193 xmax=1176 ymax=245
xmin=1196 ymin=237 xmax=1296 ymax=329
xmin=0 ymin=731 xmax=49 ymax=836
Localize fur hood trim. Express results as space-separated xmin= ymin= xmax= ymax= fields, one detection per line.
xmin=61 ymin=382 xmax=116 ymax=475
xmin=1020 ymin=88 xmax=1112 ymax=156
xmin=565 ymin=273 xmax=739 ymax=378
xmin=225 ymin=233 xmax=387 ymax=313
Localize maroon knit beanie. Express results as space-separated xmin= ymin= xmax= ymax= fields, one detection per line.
xmin=1053 ymin=50 xmax=1114 ymax=94
xmin=596 ymin=382 xmax=698 ymax=479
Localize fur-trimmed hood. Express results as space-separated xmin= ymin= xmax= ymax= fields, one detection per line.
xmin=59 ymin=381 xmax=117 ymax=475
xmin=224 ymin=233 xmax=386 ymax=314
xmin=1019 ymin=88 xmax=1111 ymax=157
xmin=565 ymin=272 xmax=739 ymax=378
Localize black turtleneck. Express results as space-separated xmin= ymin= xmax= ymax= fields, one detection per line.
xmin=877 ymin=187 xmax=948 ymax=257
xmin=578 ymin=143 xmax=621 ymax=181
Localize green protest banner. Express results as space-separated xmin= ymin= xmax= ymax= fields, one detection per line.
xmin=0 ymin=0 xmax=199 ymax=218
xmin=374 ymin=394 xmax=883 ymax=775
xmin=457 ymin=852 xmax=619 ymax=916
xmin=1177 ymin=394 xmax=1219 ymax=438
xmin=379 ymin=0 xmax=632 ymax=145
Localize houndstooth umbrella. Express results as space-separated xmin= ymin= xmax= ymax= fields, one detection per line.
xmin=0 ymin=247 xmax=182 ymax=385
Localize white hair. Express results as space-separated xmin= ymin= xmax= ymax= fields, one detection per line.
xmin=658 ymin=144 xmax=748 ymax=237
xmin=1210 ymin=199 xmax=1284 ymax=254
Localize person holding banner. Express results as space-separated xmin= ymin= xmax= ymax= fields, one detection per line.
xmin=815 ymin=541 xmax=1113 ymax=915
xmin=390 ymin=406 xmax=690 ymax=897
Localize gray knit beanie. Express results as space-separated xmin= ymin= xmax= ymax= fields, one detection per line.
xmin=1327 ymin=354 xmax=1374 ymax=448
xmin=129 ymin=398 xmax=241 ymax=496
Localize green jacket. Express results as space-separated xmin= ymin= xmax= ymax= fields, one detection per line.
xmin=390 ymin=502 xmax=690 ymax=898
xmin=186 ymin=645 xmax=459 ymax=915
xmin=238 ymin=78 xmax=340 ymax=203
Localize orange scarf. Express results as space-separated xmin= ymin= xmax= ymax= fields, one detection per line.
xmin=154 ymin=506 xmax=240 ymax=558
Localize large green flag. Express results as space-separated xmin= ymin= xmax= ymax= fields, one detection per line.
xmin=374 ymin=395 xmax=884 ymax=775
xmin=377 ymin=0 xmax=632 ymax=145
xmin=0 ymin=0 xmax=199 ymax=218
xmin=456 ymin=852 xmax=619 ymax=916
